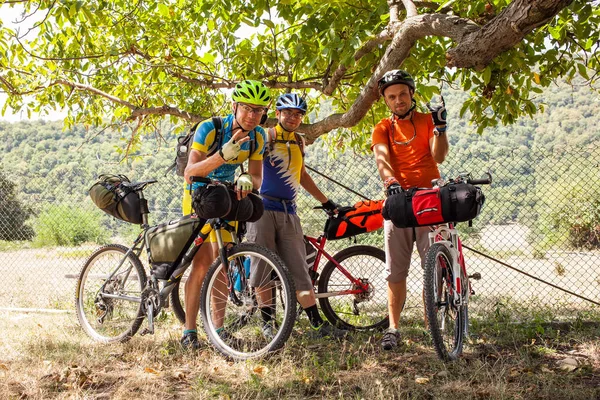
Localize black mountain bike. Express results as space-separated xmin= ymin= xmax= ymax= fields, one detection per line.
xmin=75 ymin=177 xmax=296 ymax=360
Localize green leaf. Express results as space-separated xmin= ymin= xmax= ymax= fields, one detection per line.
xmin=483 ymin=67 xmax=492 ymax=85
xmin=158 ymin=3 xmax=170 ymax=18
xmin=577 ymin=63 xmax=589 ymax=80
xmin=263 ymin=19 xmax=275 ymax=29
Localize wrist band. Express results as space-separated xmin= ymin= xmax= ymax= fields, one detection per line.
xmin=384 ymin=177 xmax=398 ymax=189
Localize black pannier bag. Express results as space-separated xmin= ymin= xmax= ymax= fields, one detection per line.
xmin=439 ymin=183 xmax=485 ymax=223
xmin=192 ymin=182 xmax=260 ymax=222
xmin=382 ymin=183 xmax=485 ymax=228
xmin=192 ymin=182 xmax=232 ymax=219
xmin=245 ymin=192 xmax=264 ymax=223
xmin=223 ymin=187 xmax=254 ymax=222
xmin=89 ymin=174 xmax=143 ymax=224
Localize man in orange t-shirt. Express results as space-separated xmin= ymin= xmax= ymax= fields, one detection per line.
xmin=371 ymin=70 xmax=449 ymax=350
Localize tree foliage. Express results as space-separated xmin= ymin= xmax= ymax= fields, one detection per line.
xmin=0 ymin=0 xmax=598 ymax=151
xmin=0 ymin=168 xmax=34 ymax=241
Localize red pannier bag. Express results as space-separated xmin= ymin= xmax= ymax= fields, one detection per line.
xmin=382 ymin=183 xmax=485 ymax=228
xmin=324 ymin=200 xmax=384 ymax=240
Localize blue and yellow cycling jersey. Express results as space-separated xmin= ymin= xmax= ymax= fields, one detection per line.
xmin=182 ymin=114 xmax=266 ymax=220
xmin=260 ymin=125 xmax=304 ymax=214
xmin=184 ymin=113 xmax=266 ymax=193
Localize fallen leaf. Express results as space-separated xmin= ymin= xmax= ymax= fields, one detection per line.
xmin=173 ymin=371 xmax=187 ymax=380
xmin=415 ymin=377 xmax=430 ymax=384
xmin=253 ymin=365 xmax=267 ymax=375
xmin=540 ymin=366 xmax=554 ymax=374
xmin=144 ymin=367 xmax=159 ymax=375
xmin=557 ymin=358 xmax=578 ymax=372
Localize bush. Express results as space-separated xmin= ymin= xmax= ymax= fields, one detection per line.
xmin=534 ymin=173 xmax=600 ymax=250
xmin=0 ymin=171 xmax=35 ymax=241
xmin=34 ymin=204 xmax=109 ymax=246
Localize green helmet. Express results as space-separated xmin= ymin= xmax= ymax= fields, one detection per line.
xmin=231 ymin=80 xmax=271 ymax=106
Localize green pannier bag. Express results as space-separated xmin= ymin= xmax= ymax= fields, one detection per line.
xmin=145 ymin=214 xmax=201 ymax=264
xmin=89 ymin=174 xmax=143 ymax=224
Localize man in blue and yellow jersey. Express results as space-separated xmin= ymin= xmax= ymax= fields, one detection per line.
xmin=246 ymin=93 xmax=347 ymax=339
xmin=180 ymin=80 xmax=269 ymax=349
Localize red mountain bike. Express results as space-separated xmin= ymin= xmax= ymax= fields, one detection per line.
xmin=423 ymin=172 xmax=491 ymax=361
xmin=304 ymin=209 xmax=389 ymax=331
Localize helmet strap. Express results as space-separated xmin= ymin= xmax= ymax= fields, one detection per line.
xmin=277 ymin=122 xmax=295 ymax=134
xmin=232 ymin=104 xmax=250 ymax=133
xmin=392 ymin=99 xmax=416 ymax=119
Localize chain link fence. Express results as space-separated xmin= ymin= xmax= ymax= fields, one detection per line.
xmin=0 ymin=133 xmax=599 ymax=324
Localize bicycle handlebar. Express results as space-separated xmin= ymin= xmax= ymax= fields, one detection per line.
xmin=313 ymin=206 xmax=340 ymax=218
xmin=467 ymin=172 xmax=492 ymax=185
xmin=190 ymin=176 xmax=212 ymax=184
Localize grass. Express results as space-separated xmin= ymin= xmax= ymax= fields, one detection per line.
xmin=1 ymin=307 xmax=599 ymax=400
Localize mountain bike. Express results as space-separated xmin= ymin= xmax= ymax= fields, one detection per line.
xmin=305 ymin=209 xmax=389 ymax=331
xmin=75 ymin=177 xmax=296 ymax=360
xmin=423 ymin=173 xmax=492 ymax=361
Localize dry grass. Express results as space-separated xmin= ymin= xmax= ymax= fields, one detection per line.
xmin=1 ymin=309 xmax=599 ymax=400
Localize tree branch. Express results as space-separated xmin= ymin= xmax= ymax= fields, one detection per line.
xmin=53 ymin=79 xmax=136 ymax=109
xmin=446 ymin=0 xmax=574 ymax=70
xmin=401 ymin=0 xmax=418 ymax=18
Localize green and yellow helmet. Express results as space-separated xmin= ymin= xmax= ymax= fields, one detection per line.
xmin=231 ymin=80 xmax=271 ymax=106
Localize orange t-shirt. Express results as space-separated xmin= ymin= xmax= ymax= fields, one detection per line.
xmin=371 ymin=112 xmax=440 ymax=189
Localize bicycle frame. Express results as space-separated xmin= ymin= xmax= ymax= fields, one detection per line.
xmin=304 ymin=235 xmax=371 ymax=298
xmin=97 ymin=208 xmax=241 ymax=335
xmin=427 ymin=224 xmax=470 ymax=308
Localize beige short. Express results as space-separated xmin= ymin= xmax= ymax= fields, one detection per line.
xmin=246 ymin=210 xmax=313 ymax=291
xmin=384 ymin=220 xmax=431 ymax=282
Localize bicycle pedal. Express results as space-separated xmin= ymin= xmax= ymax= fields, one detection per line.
xmin=468 ymin=272 xmax=481 ymax=280
xmin=139 ymin=327 xmax=154 ymax=336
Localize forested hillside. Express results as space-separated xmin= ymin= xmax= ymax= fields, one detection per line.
xmin=1 ymin=81 xmax=598 ymax=248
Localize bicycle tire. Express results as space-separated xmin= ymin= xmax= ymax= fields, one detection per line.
xmin=170 ymin=275 xmax=187 ymax=325
xmin=75 ymin=244 xmax=147 ymax=343
xmin=200 ymin=243 xmax=296 ymax=360
xmin=318 ymin=245 xmax=389 ymax=331
xmin=423 ymin=242 xmax=465 ymax=361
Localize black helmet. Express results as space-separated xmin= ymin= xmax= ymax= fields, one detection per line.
xmin=378 ymin=70 xmax=416 ymax=95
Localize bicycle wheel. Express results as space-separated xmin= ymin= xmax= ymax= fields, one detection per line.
xmin=170 ymin=271 xmax=188 ymax=325
xmin=318 ymin=245 xmax=389 ymax=330
xmin=423 ymin=242 xmax=465 ymax=361
xmin=170 ymin=255 xmax=248 ymax=325
xmin=75 ymin=244 xmax=147 ymax=342
xmin=200 ymin=243 xmax=296 ymax=360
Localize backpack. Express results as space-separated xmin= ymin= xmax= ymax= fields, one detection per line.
xmin=382 ymin=183 xmax=485 ymax=228
xmin=324 ymin=200 xmax=384 ymax=240
xmin=169 ymin=117 xmax=258 ymax=176
xmin=89 ymin=174 xmax=143 ymax=224
xmin=265 ymin=128 xmax=305 ymax=170
xmin=169 ymin=117 xmax=222 ymax=176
